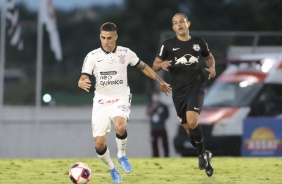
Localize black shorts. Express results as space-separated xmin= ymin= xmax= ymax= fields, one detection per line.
xmin=173 ymin=84 xmax=205 ymax=124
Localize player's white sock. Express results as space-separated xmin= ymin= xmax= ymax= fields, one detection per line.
xmin=116 ymin=137 xmax=127 ymax=158
xmin=97 ymin=147 xmax=115 ymax=170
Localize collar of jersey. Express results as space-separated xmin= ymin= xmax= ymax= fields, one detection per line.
xmin=101 ymin=46 xmax=117 ymax=54
xmin=175 ymin=34 xmax=193 ymax=42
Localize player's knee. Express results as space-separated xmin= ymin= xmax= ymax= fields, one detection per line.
xmin=187 ymin=117 xmax=198 ymax=129
xmin=186 ymin=111 xmax=199 ymax=128
xmin=95 ymin=144 xmax=106 ymax=152
xmin=94 ymin=138 xmax=106 ymax=151
xmin=115 ymin=126 xmax=126 ymax=136
xmin=114 ymin=121 xmax=127 ymax=135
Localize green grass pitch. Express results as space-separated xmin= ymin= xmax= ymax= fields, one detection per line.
xmin=0 ymin=157 xmax=281 ymax=184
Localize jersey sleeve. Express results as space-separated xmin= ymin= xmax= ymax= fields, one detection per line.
xmin=200 ymin=38 xmax=211 ymax=57
xmin=156 ymin=41 xmax=169 ymax=61
xmin=81 ymin=52 xmax=95 ymax=75
xmin=127 ymin=48 xmax=140 ymax=66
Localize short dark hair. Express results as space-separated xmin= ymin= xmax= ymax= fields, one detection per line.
xmin=172 ymin=13 xmax=189 ymax=23
xmin=100 ymin=22 xmax=117 ymax=32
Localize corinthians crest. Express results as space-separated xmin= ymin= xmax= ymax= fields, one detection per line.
xmin=118 ymin=55 xmax=126 ymax=64
xmin=193 ymin=44 xmax=200 ymax=51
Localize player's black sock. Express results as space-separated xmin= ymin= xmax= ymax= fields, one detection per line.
xmin=188 ymin=134 xmax=197 ymax=149
xmin=95 ymin=145 xmax=107 ymax=155
xmin=190 ymin=125 xmax=206 ymax=155
xmin=116 ymin=129 xmax=127 ymax=140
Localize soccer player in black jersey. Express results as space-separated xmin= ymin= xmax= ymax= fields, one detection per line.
xmin=153 ymin=13 xmax=216 ymax=177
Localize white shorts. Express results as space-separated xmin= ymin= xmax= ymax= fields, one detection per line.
xmin=91 ymin=94 xmax=132 ymax=137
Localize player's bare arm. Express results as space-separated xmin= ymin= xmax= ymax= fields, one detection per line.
xmin=153 ymin=57 xmax=172 ymax=72
xmin=136 ymin=61 xmax=172 ymax=96
xmin=78 ymin=74 xmax=92 ymax=92
xmin=204 ymin=54 xmax=216 ymax=80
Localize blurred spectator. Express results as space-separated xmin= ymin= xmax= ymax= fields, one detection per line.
xmin=147 ymin=89 xmax=170 ymax=157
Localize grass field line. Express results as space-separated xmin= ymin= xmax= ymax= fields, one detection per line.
xmin=93 ymin=173 xmax=196 ymax=177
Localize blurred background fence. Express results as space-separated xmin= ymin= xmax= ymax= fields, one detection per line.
xmin=3 ymin=31 xmax=282 ymax=106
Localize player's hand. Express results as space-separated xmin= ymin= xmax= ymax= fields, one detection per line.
xmin=161 ymin=60 xmax=172 ymax=71
xmin=159 ymin=82 xmax=172 ymax=96
xmin=205 ymin=67 xmax=216 ymax=80
xmin=78 ymin=78 xmax=92 ymax=92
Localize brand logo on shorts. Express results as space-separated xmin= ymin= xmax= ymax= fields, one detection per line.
xmin=173 ymin=48 xmax=180 ymax=51
xmin=98 ymin=99 xmax=119 ymax=104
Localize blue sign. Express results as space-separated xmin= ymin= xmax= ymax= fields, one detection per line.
xmin=242 ymin=118 xmax=282 ymax=157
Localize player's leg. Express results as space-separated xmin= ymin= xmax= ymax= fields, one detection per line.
xmin=205 ymin=150 xmax=213 ymax=177
xmin=183 ymin=113 xmax=207 ymax=169
xmin=160 ymin=130 xmax=169 ymax=157
xmin=174 ymin=98 xmax=197 ymax=149
xmin=114 ymin=116 xmax=132 ymax=173
xmin=92 ymin=104 xmax=122 ymax=183
xmin=183 ymin=126 xmax=197 ymax=149
xmin=185 ymin=89 xmax=206 ymax=169
xmin=94 ymin=136 xmax=122 ymax=183
xmin=185 ymin=111 xmax=205 ymax=155
xmin=184 ymin=125 xmax=212 ymax=176
xmin=94 ymin=136 xmax=113 ymax=169
xmin=186 ymin=89 xmax=213 ymax=175
xmin=114 ymin=116 xmax=128 ymax=159
xmin=151 ymin=130 xmax=159 ymax=157
xmin=112 ymin=94 xmax=132 ymax=173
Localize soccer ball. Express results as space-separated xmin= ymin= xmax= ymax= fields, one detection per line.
xmin=69 ymin=162 xmax=92 ymax=184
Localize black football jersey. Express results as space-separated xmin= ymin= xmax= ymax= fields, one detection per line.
xmin=156 ymin=36 xmax=211 ymax=97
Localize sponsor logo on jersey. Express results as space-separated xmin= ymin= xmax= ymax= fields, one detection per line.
xmin=175 ymin=54 xmax=199 ymax=65
xmin=193 ymin=44 xmax=200 ymax=51
xmin=172 ymin=48 xmax=180 ymax=51
xmin=118 ymin=48 xmax=128 ymax=52
xmin=100 ymin=71 xmax=117 ymax=75
xmin=100 ymin=80 xmax=124 ymax=86
xmin=98 ymin=98 xmax=120 ymax=104
xmin=118 ymin=55 xmax=126 ymax=64
xmin=99 ymin=71 xmax=123 ymax=86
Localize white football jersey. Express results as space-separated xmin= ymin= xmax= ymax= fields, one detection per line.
xmin=81 ymin=46 xmax=140 ymax=98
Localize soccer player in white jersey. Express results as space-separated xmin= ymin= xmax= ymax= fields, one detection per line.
xmin=78 ymin=22 xmax=171 ymax=183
